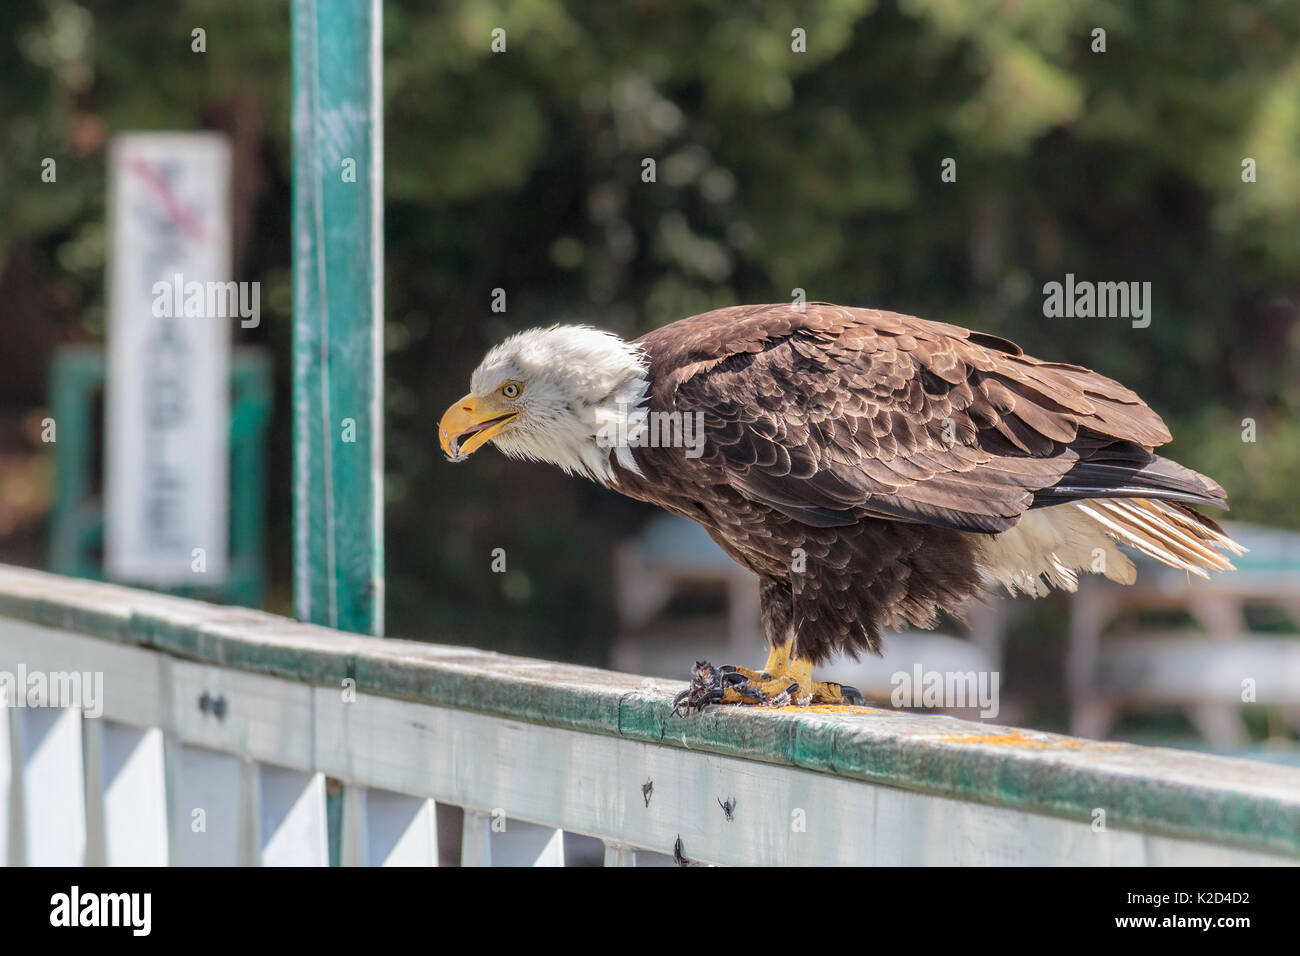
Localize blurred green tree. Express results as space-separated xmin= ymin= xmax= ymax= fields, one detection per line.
xmin=2 ymin=0 xmax=1298 ymax=663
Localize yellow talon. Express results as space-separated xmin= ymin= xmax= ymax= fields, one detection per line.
xmin=679 ymin=642 xmax=867 ymax=710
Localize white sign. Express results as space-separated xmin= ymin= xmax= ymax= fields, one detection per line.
xmin=104 ymin=133 xmax=231 ymax=585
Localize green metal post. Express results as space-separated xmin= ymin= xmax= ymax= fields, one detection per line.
xmin=291 ymin=0 xmax=384 ymax=638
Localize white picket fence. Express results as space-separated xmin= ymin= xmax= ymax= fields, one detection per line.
xmin=1 ymin=565 xmax=1298 ymax=866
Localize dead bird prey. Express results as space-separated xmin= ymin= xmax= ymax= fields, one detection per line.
xmin=439 ymin=303 xmax=1244 ymax=711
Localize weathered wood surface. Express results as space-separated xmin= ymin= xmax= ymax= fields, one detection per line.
xmin=290 ymin=0 xmax=385 ymax=636
xmin=1 ymin=564 xmax=1298 ymax=859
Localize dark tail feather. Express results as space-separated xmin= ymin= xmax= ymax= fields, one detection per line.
xmin=1032 ymin=446 xmax=1228 ymax=510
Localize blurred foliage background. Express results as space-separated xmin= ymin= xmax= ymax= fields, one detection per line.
xmin=1 ymin=0 xmax=1298 ymax=668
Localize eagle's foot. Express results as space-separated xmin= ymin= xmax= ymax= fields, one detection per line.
xmin=724 ymin=672 xmax=802 ymax=706
xmin=809 ymin=680 xmax=868 ymax=706
xmin=671 ymin=654 xmax=868 ymax=714
xmin=725 ymin=674 xmax=866 ymax=706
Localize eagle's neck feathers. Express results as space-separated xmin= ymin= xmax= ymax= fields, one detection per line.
xmin=480 ymin=326 xmax=651 ymax=485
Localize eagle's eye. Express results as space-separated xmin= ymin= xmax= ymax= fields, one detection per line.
xmin=501 ymin=381 xmax=522 ymax=399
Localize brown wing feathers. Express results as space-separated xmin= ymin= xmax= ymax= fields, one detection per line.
xmin=641 ymin=301 xmax=1236 ymax=554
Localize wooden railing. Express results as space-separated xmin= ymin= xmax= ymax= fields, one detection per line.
xmin=1 ymin=564 xmax=1297 ymax=866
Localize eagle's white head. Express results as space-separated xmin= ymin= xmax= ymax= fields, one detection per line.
xmin=439 ymin=325 xmax=650 ymax=484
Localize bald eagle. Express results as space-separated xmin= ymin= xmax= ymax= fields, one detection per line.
xmin=439 ymin=303 xmax=1244 ymax=711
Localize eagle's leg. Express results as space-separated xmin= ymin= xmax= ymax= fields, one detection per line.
xmin=672 ymin=641 xmax=866 ymax=713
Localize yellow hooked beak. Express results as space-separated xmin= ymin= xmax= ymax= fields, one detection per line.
xmin=439 ymin=393 xmax=519 ymax=461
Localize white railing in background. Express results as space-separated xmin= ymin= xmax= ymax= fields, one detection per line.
xmin=1 ymin=565 xmax=1298 ymax=866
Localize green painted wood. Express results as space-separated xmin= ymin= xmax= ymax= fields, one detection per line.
xmin=48 ymin=346 xmax=100 ymax=580
xmin=290 ymin=0 xmax=384 ymax=636
xmin=2 ymin=564 xmax=1299 ymax=858
xmin=47 ymin=346 xmax=273 ymax=607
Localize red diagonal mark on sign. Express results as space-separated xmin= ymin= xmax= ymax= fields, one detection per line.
xmin=127 ymin=156 xmax=206 ymax=241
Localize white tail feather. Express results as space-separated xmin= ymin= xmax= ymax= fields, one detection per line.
xmin=969 ymin=497 xmax=1244 ymax=598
